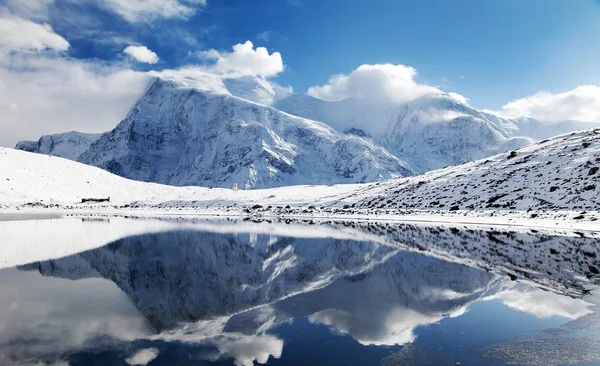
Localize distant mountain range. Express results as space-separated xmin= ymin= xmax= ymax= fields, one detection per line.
xmin=15 ymin=73 xmax=600 ymax=188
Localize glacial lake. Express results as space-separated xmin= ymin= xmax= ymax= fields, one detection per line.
xmin=0 ymin=216 xmax=599 ymax=366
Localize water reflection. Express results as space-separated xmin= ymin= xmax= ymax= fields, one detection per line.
xmin=0 ymin=217 xmax=598 ymax=365
xmin=0 ymin=268 xmax=151 ymax=365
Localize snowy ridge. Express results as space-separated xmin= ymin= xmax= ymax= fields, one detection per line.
xmin=15 ymin=131 xmax=102 ymax=160
xmin=344 ymin=128 xmax=600 ymax=211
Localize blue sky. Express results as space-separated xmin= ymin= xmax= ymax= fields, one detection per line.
xmin=1 ymin=0 xmax=600 ymax=146
xmin=42 ymin=0 xmax=600 ymax=109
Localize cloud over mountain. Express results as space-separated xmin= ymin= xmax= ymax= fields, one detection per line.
xmin=307 ymin=63 xmax=444 ymax=104
xmin=199 ymin=40 xmax=284 ymax=77
xmin=496 ymin=85 xmax=600 ymax=124
xmin=123 ymin=45 xmax=159 ymax=64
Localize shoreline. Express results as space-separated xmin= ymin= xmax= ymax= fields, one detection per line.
xmin=2 ymin=205 xmax=599 ymax=233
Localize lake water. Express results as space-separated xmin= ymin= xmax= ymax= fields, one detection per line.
xmin=0 ymin=216 xmax=599 ymax=366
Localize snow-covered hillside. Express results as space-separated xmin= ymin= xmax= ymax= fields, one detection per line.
xmin=1 ymin=128 xmax=599 ymax=221
xmin=342 ymin=128 xmax=600 ymax=211
xmin=15 ymin=73 xmax=600 ymax=187
xmin=15 ymin=131 xmax=102 ymax=160
xmin=0 ymin=146 xmax=368 ymax=207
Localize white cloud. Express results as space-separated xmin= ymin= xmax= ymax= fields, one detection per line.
xmin=124 ymin=45 xmax=159 ymax=64
xmin=0 ymin=11 xmax=154 ymax=148
xmin=307 ymin=63 xmax=441 ymax=104
xmin=0 ymin=52 xmax=150 ymax=147
xmin=0 ymin=15 xmax=69 ymax=54
xmin=496 ymin=85 xmax=600 ymax=123
xmin=0 ymin=36 xmax=285 ymax=147
xmin=0 ymin=3 xmax=145 ymax=147
xmin=125 ymin=348 xmax=159 ymax=365
xmin=100 ymin=0 xmax=207 ymax=22
xmin=199 ymin=40 xmax=284 ymax=77
xmin=1 ymin=0 xmax=54 ymax=20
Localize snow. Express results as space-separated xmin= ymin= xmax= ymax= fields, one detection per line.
xmin=15 ymin=131 xmax=102 ymax=160
xmin=347 ymin=128 xmax=600 ymax=212
xmin=72 ymin=78 xmax=411 ymax=189
xmin=0 ymin=145 xmax=366 ymax=206
xmin=1 ymin=128 xmax=599 ymax=231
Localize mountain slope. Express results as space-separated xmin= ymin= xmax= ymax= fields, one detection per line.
xmin=77 ymin=78 xmax=411 ymax=189
xmin=275 ymin=92 xmax=534 ymax=173
xmin=0 ymin=146 xmax=369 ymax=206
xmin=342 ymin=128 xmax=600 ymax=211
xmin=1 ymin=128 xmax=599 ymax=214
xmin=15 ymin=131 xmax=102 ymax=160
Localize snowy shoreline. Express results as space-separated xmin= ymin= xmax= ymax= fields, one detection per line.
xmin=2 ymin=128 xmax=598 ymax=231
xmin=2 ymin=205 xmax=599 ymax=232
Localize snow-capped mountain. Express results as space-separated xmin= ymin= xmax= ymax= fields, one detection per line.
xmin=13 ymin=73 xmax=600 ymax=187
xmin=274 ymin=90 xmax=600 ymax=173
xmin=15 ymin=131 xmax=102 ymax=161
xmin=76 ymin=77 xmax=411 ymax=189
xmin=509 ymin=117 xmax=599 ymax=140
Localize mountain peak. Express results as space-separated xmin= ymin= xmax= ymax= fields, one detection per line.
xmin=149 ymin=71 xmax=293 ymax=107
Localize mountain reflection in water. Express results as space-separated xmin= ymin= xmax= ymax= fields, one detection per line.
xmin=0 ymin=217 xmax=598 ymax=366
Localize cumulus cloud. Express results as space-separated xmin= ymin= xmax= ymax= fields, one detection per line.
xmin=0 ymin=15 xmax=69 ymax=54
xmin=496 ymin=85 xmax=600 ymax=123
xmin=308 ymin=307 xmax=445 ymax=346
xmin=0 ymin=52 xmax=150 ymax=147
xmin=0 ymin=14 xmax=150 ymax=148
xmin=307 ymin=63 xmax=442 ymax=104
xmin=199 ymin=40 xmax=284 ymax=77
xmin=100 ymin=0 xmax=207 ymax=22
xmin=124 ymin=45 xmax=159 ymax=64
